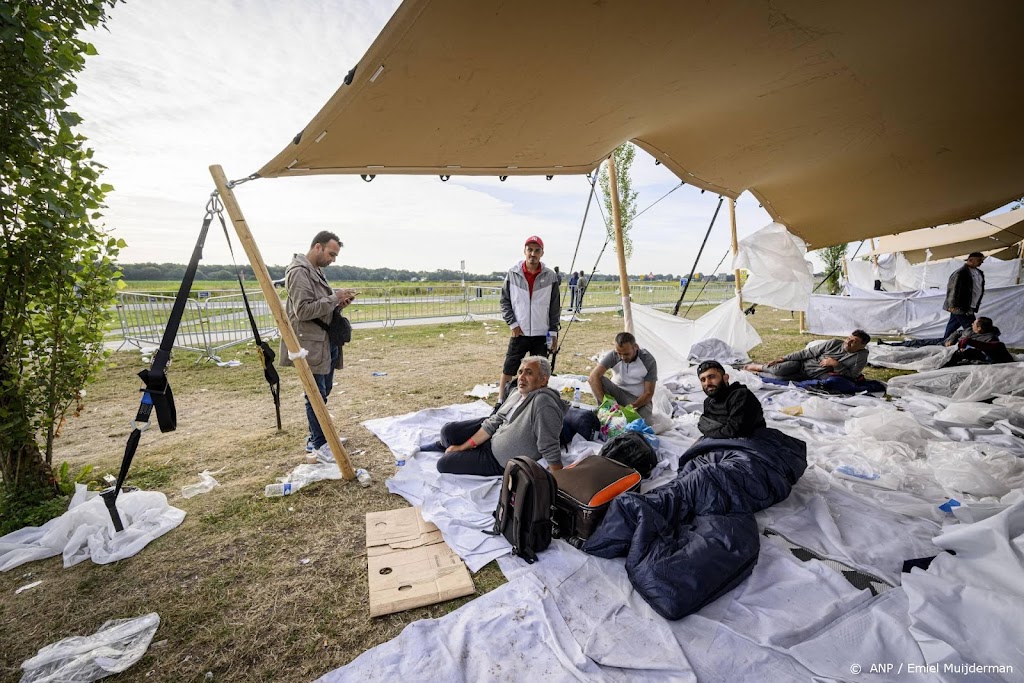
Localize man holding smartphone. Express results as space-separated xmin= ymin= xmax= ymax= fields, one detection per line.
xmin=281 ymin=230 xmax=357 ymax=463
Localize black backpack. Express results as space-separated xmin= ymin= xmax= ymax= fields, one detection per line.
xmin=599 ymin=432 xmax=658 ymax=479
xmin=312 ymin=309 xmax=352 ymax=347
xmin=487 ymin=457 xmax=556 ymax=563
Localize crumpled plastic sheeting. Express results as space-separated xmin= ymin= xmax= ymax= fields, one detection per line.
xmin=933 ymin=401 xmax=1022 ymax=428
xmin=632 ymin=301 xmax=761 ymax=379
xmin=734 ymin=222 xmax=815 ymax=311
xmin=808 ymin=284 xmax=1024 ymax=346
xmin=687 ymin=337 xmax=750 ymax=366
xmin=926 ymin=442 xmax=1024 ymax=499
xmin=868 ymin=343 xmax=957 ymax=372
xmin=887 ymin=363 xmax=1024 ymax=403
xmin=0 ymin=486 xmax=185 ymax=572
xmin=845 ymin=412 xmax=944 ymax=449
xmin=903 ymin=500 xmax=1024 ymax=674
xmin=20 ymin=612 xmax=160 ymax=683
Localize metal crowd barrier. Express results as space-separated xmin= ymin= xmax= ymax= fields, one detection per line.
xmin=116 ymin=281 xmax=740 ymax=355
xmin=116 ymin=290 xmax=279 ymax=360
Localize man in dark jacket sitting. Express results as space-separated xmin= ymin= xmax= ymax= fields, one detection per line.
xmin=696 ymin=360 xmax=765 ymax=439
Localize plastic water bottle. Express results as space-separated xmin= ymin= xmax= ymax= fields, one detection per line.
xmin=572 ymin=387 xmax=581 ymax=408
xmin=546 ymin=331 xmax=552 ymax=351
xmin=265 ymin=481 xmax=296 ymax=497
xmin=355 ymin=468 xmax=372 ymax=487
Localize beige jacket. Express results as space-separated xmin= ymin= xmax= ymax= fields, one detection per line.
xmin=280 ymin=253 xmax=343 ymax=375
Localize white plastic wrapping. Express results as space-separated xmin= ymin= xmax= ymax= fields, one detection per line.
xmin=631 ymin=301 xmax=761 ymax=378
xmin=733 ymin=222 xmax=815 ymax=311
xmin=20 ymin=613 xmax=160 ymax=683
xmin=845 ymin=412 xmax=942 ymax=449
xmin=866 ymin=343 xmax=956 ymax=372
xmin=887 ymin=363 xmax=1024 ymax=403
xmin=932 ymin=402 xmax=1019 ymax=427
xmin=0 ymin=486 xmax=185 ymax=572
xmin=848 ymin=255 xmax=1021 ymax=292
xmin=925 ymin=441 xmax=1023 ymax=499
xmin=180 ymin=470 xmax=220 ymax=499
xmin=807 ymin=284 xmax=1024 ymax=346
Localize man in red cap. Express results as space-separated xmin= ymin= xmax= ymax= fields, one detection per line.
xmin=497 ymin=236 xmax=561 ymax=402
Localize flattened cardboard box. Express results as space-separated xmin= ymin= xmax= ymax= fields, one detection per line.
xmin=366 ymin=507 xmax=474 ymax=617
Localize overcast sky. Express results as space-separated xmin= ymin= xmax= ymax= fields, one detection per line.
xmin=72 ymin=0 xmax=810 ymax=276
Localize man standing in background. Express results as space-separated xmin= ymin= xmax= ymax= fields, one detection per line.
xmin=497 ymin=236 xmax=560 ymax=402
xmin=568 ymin=270 xmax=580 ymax=310
xmin=943 ymin=252 xmax=986 ymax=339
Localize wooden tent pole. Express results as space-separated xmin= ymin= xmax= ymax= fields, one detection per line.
xmin=729 ymin=198 xmax=742 ymax=309
xmin=607 ymin=153 xmax=633 ymax=333
xmin=209 ymin=165 xmax=355 ymax=481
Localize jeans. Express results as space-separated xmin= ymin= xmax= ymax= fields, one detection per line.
xmin=305 ymin=344 xmax=339 ymax=449
xmin=436 ymin=418 xmax=505 ymax=476
xmin=943 ymin=312 xmax=975 ymax=341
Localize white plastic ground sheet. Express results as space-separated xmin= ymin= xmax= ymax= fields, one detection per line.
xmin=344 ymin=369 xmax=1024 ymax=681
xmin=0 ymin=485 xmax=185 ymax=572
xmin=807 ymin=284 xmax=1024 ymax=346
xmin=887 ymin=362 xmax=1024 ymax=403
xmin=867 ymin=342 xmax=958 ymax=372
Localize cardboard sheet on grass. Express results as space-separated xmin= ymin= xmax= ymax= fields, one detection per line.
xmin=366 ymin=506 xmax=474 ymax=616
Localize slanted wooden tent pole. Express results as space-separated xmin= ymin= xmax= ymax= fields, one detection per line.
xmin=209 ymin=165 xmax=356 ymax=481
xmin=729 ymin=198 xmax=743 ymax=308
xmin=607 ymin=153 xmax=633 ymax=334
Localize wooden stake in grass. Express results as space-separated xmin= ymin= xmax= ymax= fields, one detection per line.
xmin=209 ymin=165 xmax=355 ymax=481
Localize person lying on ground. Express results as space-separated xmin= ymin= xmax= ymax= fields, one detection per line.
xmin=429 ymin=356 xmax=567 ymax=476
xmin=744 ymin=330 xmax=870 ymax=381
xmin=588 ymin=332 xmax=658 ymax=422
xmin=880 ymin=317 xmax=1001 ymax=348
xmin=696 ymin=360 xmax=766 ymax=439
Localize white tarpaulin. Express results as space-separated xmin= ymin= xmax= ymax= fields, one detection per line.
xmin=847 ymin=255 xmax=1021 ymax=293
xmin=867 ymin=343 xmax=958 ymax=372
xmin=807 ymin=284 xmax=1024 ymax=347
xmin=734 ymin=223 xmax=814 ymax=311
xmin=0 ymin=486 xmax=185 ymax=572
xmin=632 ymin=301 xmax=761 ymax=378
xmin=887 ymin=363 xmax=1024 ymax=403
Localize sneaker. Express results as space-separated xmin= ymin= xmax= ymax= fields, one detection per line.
xmin=306 ymin=436 xmax=346 ymax=453
xmin=315 ymin=444 xmax=336 ymax=464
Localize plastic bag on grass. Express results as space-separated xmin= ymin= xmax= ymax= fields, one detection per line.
xmin=21 ymin=613 xmax=160 ymax=683
xmin=181 ymin=470 xmax=219 ymax=499
xmin=597 ymin=397 xmax=638 ymax=439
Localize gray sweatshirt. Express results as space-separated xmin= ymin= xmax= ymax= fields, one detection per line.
xmin=784 ymin=338 xmax=868 ymax=380
xmin=483 ymin=386 xmax=567 ymax=468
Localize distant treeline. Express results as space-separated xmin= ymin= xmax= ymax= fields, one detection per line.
xmin=118 ymin=262 xmax=686 ymax=283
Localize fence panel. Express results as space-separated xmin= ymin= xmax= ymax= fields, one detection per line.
xmin=203 ymin=292 xmax=280 ymax=355
xmin=341 ymin=287 xmax=389 ymax=326
xmin=386 ymin=286 xmax=472 ymax=322
xmin=116 ymin=293 xmax=210 ymax=355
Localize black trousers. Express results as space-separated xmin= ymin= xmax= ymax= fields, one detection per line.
xmin=435 ymin=418 xmax=505 ymax=476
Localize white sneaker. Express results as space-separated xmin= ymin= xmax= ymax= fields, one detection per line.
xmin=315 ymin=444 xmax=336 ymax=464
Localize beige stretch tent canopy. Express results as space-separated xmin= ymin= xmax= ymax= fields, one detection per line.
xmin=258 ymin=0 xmax=1024 ymax=249
xmin=871 ymin=208 xmax=1024 ymax=264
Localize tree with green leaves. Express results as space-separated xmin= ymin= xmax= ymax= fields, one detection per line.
xmin=816 ymin=243 xmax=849 ymax=295
xmin=598 ymin=143 xmax=639 ymax=260
xmin=1 ymin=1 xmax=124 ymax=504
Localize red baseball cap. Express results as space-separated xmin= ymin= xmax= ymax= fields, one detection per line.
xmin=524 ymin=235 xmax=544 ymax=249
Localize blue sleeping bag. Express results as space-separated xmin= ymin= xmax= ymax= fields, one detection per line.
xmin=583 ymin=427 xmax=807 ymax=620
xmin=760 ymin=374 xmax=887 ymax=394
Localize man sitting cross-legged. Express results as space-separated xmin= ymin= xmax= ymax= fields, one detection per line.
xmin=696 ymin=360 xmax=766 ymax=439
xmin=744 ymin=330 xmax=870 ymax=382
xmin=429 ymin=356 xmax=567 ymax=476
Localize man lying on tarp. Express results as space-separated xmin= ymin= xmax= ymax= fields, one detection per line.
xmin=583 ymin=366 xmax=806 ymax=620
xmin=744 ymin=330 xmax=870 ymax=382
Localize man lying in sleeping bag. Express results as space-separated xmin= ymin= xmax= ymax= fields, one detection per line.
xmin=584 ymin=365 xmax=805 ymax=620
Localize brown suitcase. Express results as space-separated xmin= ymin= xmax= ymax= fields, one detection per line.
xmin=551 ymin=456 xmax=641 ymax=548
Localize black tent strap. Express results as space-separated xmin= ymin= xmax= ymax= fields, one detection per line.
xmin=102 ymin=201 xmax=215 ymax=530
xmin=213 ymin=201 xmax=282 ymax=429
xmin=673 ymin=197 xmax=724 ymax=316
